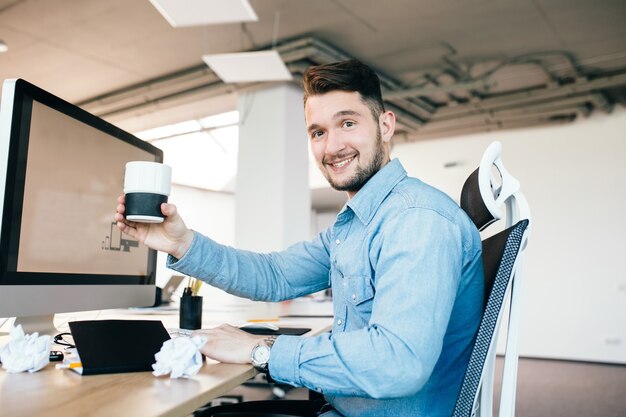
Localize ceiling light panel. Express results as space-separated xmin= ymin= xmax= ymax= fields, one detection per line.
xmin=149 ymin=0 xmax=258 ymax=27
xmin=202 ymin=50 xmax=292 ymax=83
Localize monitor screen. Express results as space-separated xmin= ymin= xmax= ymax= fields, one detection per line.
xmin=0 ymin=79 xmax=160 ymax=333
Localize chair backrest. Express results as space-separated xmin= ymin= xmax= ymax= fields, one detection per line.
xmin=453 ymin=141 xmax=531 ymax=417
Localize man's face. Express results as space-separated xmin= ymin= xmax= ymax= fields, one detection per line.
xmin=305 ymin=91 xmax=394 ymax=198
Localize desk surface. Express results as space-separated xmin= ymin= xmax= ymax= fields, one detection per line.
xmin=0 ymin=299 xmax=332 ymax=417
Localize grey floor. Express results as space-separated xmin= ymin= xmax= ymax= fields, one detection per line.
xmin=207 ymin=357 xmax=626 ymax=416
xmin=495 ymin=357 xmax=626 ymax=417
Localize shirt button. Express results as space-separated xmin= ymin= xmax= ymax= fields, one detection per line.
xmin=351 ymin=293 xmax=356 ymax=300
xmin=336 ymin=319 xmax=343 ymax=326
xmin=335 ymin=239 xmax=341 ymax=245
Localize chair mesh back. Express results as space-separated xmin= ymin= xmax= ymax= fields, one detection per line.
xmin=460 ymin=168 xmax=496 ymax=231
xmin=452 ymin=219 xmax=529 ymax=417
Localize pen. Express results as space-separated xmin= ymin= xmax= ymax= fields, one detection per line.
xmin=247 ymin=318 xmax=279 ymax=323
xmin=184 ymin=276 xmax=193 ymax=297
xmin=191 ymin=278 xmax=202 ymax=296
xmin=55 ymin=362 xmax=82 ymax=369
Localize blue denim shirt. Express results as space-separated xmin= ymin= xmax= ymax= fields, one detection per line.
xmin=168 ymin=159 xmax=484 ymax=417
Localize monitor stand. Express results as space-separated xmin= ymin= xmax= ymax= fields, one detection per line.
xmin=9 ymin=314 xmax=59 ymax=336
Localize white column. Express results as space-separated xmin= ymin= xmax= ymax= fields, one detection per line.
xmin=235 ymin=83 xmax=310 ymax=252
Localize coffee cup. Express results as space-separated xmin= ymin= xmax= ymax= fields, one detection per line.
xmin=123 ymin=161 xmax=172 ymax=223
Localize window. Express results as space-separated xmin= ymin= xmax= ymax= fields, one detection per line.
xmin=134 ymin=111 xmax=239 ymax=191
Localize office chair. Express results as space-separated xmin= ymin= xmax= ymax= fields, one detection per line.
xmin=454 ymin=141 xmax=532 ymax=417
xmin=199 ymin=141 xmax=531 ymax=417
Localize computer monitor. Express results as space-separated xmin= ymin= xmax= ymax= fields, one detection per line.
xmin=0 ymin=79 xmax=160 ymax=335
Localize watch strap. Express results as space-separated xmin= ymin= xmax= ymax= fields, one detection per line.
xmin=264 ymin=336 xmax=277 ymax=348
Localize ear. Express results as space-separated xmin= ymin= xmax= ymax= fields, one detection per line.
xmin=379 ymin=111 xmax=396 ymax=144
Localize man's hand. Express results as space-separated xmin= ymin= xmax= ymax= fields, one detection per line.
xmin=193 ymin=324 xmax=265 ymax=364
xmin=114 ymin=195 xmax=194 ymax=259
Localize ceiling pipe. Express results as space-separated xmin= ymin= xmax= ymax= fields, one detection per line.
xmin=432 ymin=72 xmax=626 ymax=120
xmin=80 ymin=35 xmax=432 ymax=127
xmin=417 ymin=93 xmax=607 ymax=129
xmin=417 ymin=104 xmax=587 ymax=133
xmin=403 ymin=117 xmax=574 ymax=141
xmin=383 ymin=79 xmax=495 ymax=99
xmin=75 ymin=35 xmax=625 ymax=142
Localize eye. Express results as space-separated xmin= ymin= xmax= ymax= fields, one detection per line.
xmin=342 ymin=120 xmax=356 ymax=128
xmin=310 ymin=130 xmax=324 ymax=140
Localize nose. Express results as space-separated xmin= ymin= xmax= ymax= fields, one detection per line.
xmin=324 ymin=130 xmax=346 ymax=156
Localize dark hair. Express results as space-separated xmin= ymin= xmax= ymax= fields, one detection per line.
xmin=302 ymin=59 xmax=385 ymax=120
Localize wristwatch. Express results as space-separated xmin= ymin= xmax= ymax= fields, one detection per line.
xmin=251 ymin=336 xmax=276 ymax=372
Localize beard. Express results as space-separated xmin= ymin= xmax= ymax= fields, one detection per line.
xmin=322 ymin=127 xmax=386 ymax=193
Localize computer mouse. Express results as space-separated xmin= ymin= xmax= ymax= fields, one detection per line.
xmin=238 ymin=322 xmax=280 ymax=331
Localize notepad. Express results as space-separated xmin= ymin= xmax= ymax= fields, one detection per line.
xmin=68 ymin=319 xmax=170 ymax=376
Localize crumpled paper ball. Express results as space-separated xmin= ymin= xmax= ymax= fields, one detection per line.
xmin=0 ymin=324 xmax=51 ymax=373
xmin=152 ymin=335 xmax=206 ymax=379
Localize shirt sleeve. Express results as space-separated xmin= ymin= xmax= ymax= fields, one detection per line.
xmin=269 ymin=208 xmax=465 ymax=399
xmin=166 ymin=230 xmax=332 ymax=301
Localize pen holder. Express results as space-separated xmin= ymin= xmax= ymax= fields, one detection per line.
xmin=179 ymin=295 xmax=203 ymax=330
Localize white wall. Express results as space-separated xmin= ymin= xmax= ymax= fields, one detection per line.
xmin=155 ymin=184 xmax=237 ymax=305
xmin=392 ymin=108 xmax=626 ymax=364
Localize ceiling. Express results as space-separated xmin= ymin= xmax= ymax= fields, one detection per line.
xmin=1 ymin=0 xmax=626 ymax=141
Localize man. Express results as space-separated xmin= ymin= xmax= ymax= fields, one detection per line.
xmin=115 ymin=60 xmax=484 ymax=417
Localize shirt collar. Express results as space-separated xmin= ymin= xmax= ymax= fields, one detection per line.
xmin=343 ymin=158 xmax=407 ymax=225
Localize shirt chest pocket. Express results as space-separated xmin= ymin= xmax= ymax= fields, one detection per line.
xmin=346 ymin=275 xmax=375 ymax=317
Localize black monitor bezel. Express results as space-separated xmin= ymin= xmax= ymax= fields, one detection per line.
xmin=0 ymin=79 xmax=160 ymax=285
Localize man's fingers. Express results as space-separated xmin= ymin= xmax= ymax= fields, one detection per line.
xmin=161 ymin=203 xmax=176 ymax=217
xmin=116 ymin=220 xmax=129 ymax=232
xmin=114 ymin=213 xmax=135 ymax=229
xmin=116 ymin=220 xmax=137 ymax=238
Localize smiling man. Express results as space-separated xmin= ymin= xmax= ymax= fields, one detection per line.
xmin=306 ymin=87 xmax=391 ymax=196
xmin=115 ymin=60 xmax=484 ymax=417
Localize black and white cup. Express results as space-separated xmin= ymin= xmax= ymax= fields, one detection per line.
xmin=123 ymin=161 xmax=172 ymax=223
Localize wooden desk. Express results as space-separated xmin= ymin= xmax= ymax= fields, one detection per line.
xmin=0 ymin=300 xmax=332 ymax=417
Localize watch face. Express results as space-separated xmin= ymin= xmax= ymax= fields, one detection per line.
xmin=252 ymin=345 xmax=271 ymax=365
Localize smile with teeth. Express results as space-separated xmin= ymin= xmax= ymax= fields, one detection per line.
xmin=330 ymin=156 xmax=354 ymax=168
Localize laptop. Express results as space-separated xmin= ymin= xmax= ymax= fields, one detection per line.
xmin=159 ymin=275 xmax=185 ymax=304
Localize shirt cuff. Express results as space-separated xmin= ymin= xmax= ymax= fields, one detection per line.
xmin=268 ymin=335 xmax=302 ymax=386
